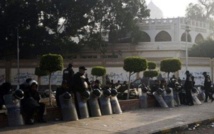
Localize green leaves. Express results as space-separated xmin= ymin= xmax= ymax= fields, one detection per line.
xmin=189 ymin=38 xmax=214 ymax=58
xmin=39 ymin=53 xmax=64 ymax=73
xmin=144 ymin=70 xmax=159 ymax=78
xmin=91 ymin=66 xmax=106 ymax=77
xmin=160 ymin=58 xmax=181 ymax=73
xmin=35 ymin=67 xmax=48 ymax=76
xmin=123 ymin=56 xmax=147 ymax=73
xmin=148 ymin=61 xmax=156 ymax=70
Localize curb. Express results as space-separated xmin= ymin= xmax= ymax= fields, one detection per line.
xmin=151 ymin=118 xmax=214 ymax=134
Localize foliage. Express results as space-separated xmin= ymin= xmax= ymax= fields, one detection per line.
xmin=144 ymin=70 xmax=159 ymax=78
xmin=148 ymin=62 xmax=156 ymax=70
xmin=39 ymin=53 xmax=63 ymax=105
xmin=123 ymin=56 xmax=147 ymax=73
xmin=35 ymin=67 xmax=48 ymax=76
xmin=82 ymin=0 xmax=150 ymax=51
xmin=0 ymin=0 xmax=97 ymax=59
xmin=186 ymin=0 xmax=214 ymax=20
xmin=189 ymin=38 xmax=214 ymax=58
xmin=123 ymin=56 xmax=147 ymax=99
xmin=39 ymin=53 xmax=64 ymax=73
xmin=123 ymin=56 xmax=147 ymax=72
xmin=185 ymin=0 xmax=214 ymax=31
xmin=91 ymin=66 xmax=106 ymax=77
xmin=160 ymin=59 xmax=181 ymax=73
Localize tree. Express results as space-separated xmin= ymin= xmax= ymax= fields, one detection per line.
xmin=189 ymin=38 xmax=214 ymax=58
xmin=143 ymin=61 xmax=158 ymax=86
xmin=39 ymin=53 xmax=64 ymax=105
xmin=34 ymin=67 xmax=48 ymax=87
xmin=186 ymin=0 xmax=214 ymax=20
xmin=147 ymin=61 xmax=156 ymax=70
xmin=91 ymin=66 xmax=106 ymax=84
xmin=0 ymin=0 xmax=98 ymax=59
xmin=81 ymin=0 xmax=150 ymax=53
xmin=160 ymin=59 xmax=181 ymax=82
xmin=185 ymin=0 xmax=214 ymax=33
xmin=123 ymin=56 xmax=147 ymax=99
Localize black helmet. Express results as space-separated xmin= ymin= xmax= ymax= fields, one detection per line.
xmin=92 ymin=89 xmax=101 ymax=97
xmin=192 ymin=87 xmax=197 ymax=93
xmin=111 ymin=89 xmax=118 ymax=96
xmin=81 ymin=90 xmax=90 ymax=99
xmin=157 ymin=88 xmax=164 ymax=95
xmin=141 ymin=87 xmax=148 ymax=93
xmin=103 ymin=88 xmax=111 ymax=97
xmin=63 ymin=92 xmax=71 ymax=100
xmin=166 ymin=88 xmax=172 ymax=94
xmin=13 ymin=89 xmax=24 ymax=100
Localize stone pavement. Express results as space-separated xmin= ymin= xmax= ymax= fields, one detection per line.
xmin=1 ymin=102 xmax=214 ymax=134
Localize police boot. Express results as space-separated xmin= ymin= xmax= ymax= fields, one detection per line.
xmin=38 ymin=115 xmax=46 ymax=123
xmin=25 ymin=118 xmax=34 ymax=125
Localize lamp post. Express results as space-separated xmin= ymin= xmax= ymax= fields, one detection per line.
xmin=185 ymin=22 xmax=190 ymax=71
xmin=17 ymin=28 xmax=20 ymax=89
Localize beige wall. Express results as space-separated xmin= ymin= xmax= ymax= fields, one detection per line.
xmin=0 ymin=57 xmax=212 ymax=86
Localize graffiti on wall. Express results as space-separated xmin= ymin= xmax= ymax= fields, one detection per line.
xmin=107 ymin=72 xmax=136 ymax=82
xmin=12 ymin=72 xmax=36 ymax=84
xmin=40 ymin=71 xmax=62 ymax=85
xmin=0 ymin=75 xmax=5 ymax=84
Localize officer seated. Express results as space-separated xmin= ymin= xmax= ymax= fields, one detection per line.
xmin=20 ymin=80 xmax=46 ymax=125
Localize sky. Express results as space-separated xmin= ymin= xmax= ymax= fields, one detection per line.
xmin=146 ymin=0 xmax=198 ymax=18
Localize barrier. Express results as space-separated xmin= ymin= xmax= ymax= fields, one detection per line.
xmin=138 ymin=87 xmax=147 ymax=108
xmin=192 ymin=88 xmax=201 ymax=105
xmin=3 ymin=92 xmax=24 ymax=127
xmin=59 ymin=92 xmax=78 ymax=121
xmin=153 ymin=89 xmax=168 ymax=108
xmin=163 ymin=88 xmax=174 ymax=108
xmin=110 ymin=89 xmax=122 ymax=114
xmin=88 ymin=89 xmax=102 ymax=117
xmin=99 ymin=89 xmax=112 ymax=115
xmin=76 ymin=91 xmax=90 ymax=119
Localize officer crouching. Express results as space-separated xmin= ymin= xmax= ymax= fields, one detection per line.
xmin=20 ymin=80 xmax=46 ymax=125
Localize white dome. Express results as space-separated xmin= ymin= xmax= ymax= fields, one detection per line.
xmin=147 ymin=1 xmax=163 ymax=19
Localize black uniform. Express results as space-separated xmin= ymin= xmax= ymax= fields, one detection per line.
xmin=55 ymin=84 xmax=71 ymax=108
xmin=63 ymin=64 xmax=74 ymax=89
xmin=204 ymin=74 xmax=213 ymax=102
xmin=72 ymin=72 xmax=88 ymax=93
xmin=21 ymin=81 xmax=46 ymax=125
xmin=184 ymin=72 xmax=194 ymax=106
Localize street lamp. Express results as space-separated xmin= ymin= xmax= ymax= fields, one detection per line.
xmin=17 ymin=28 xmax=20 ymax=89
xmin=185 ymin=22 xmax=190 ymax=71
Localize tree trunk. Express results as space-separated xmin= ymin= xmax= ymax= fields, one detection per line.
xmin=148 ymin=77 xmax=150 ymax=87
xmin=167 ymin=72 xmax=170 ymax=86
xmin=127 ymin=72 xmax=131 ymax=100
xmin=48 ymin=74 xmax=52 ymax=106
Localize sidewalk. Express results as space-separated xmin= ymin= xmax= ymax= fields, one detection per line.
xmin=1 ymin=102 xmax=214 ymax=134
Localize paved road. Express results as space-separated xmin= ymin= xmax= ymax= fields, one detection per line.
xmin=1 ymin=102 xmax=214 ymax=134
xmin=181 ymin=123 xmax=214 ymax=134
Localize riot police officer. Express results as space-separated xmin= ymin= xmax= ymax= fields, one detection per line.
xmin=63 ymin=63 xmax=74 ymax=89
xmin=203 ymin=72 xmax=214 ymax=102
xmin=184 ymin=71 xmax=194 ymax=106
xmin=21 ymin=80 xmax=46 ymax=125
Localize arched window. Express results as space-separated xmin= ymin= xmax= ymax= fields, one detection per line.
xmin=195 ymin=34 xmax=204 ymax=44
xmin=181 ymin=32 xmax=192 ymax=42
xmin=155 ymin=31 xmax=172 ymax=42
xmin=139 ymin=31 xmax=151 ymax=42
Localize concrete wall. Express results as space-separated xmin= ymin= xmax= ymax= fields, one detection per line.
xmin=0 ymin=57 xmax=212 ymax=86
